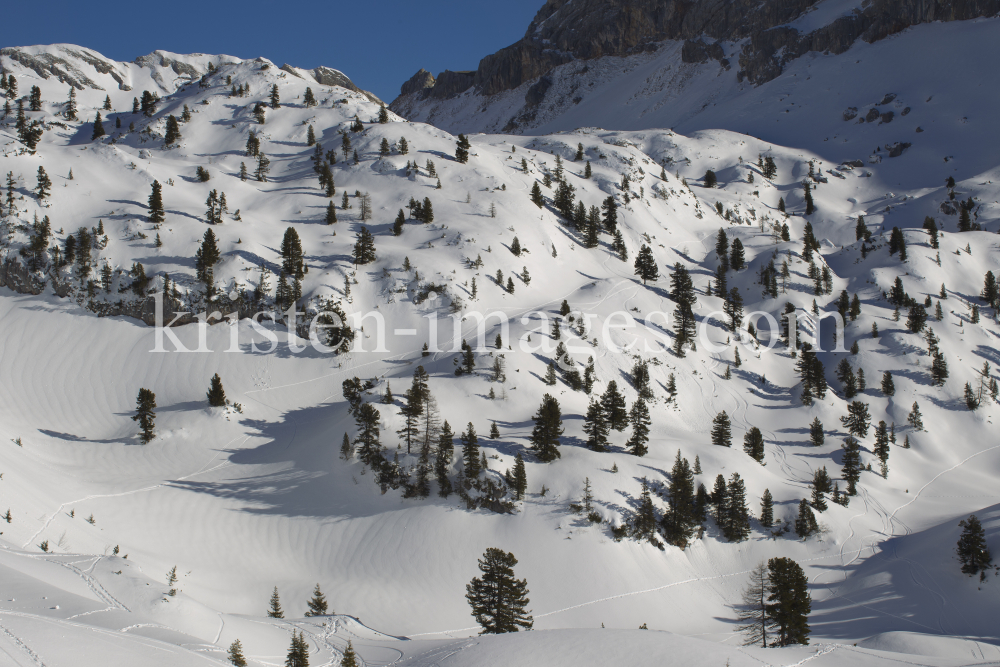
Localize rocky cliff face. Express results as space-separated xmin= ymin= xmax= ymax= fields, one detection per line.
xmin=392 ymin=0 xmax=1000 ymax=108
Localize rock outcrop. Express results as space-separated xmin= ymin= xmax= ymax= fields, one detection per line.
xmin=393 ymin=0 xmax=1000 ymax=105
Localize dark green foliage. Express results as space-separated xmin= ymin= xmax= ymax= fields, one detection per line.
xmin=132 ymin=388 xmax=157 ymax=444
xmin=601 ymin=381 xmax=628 ymax=431
xmin=795 ymin=499 xmax=819 ymax=537
xmin=195 ymin=228 xmax=221 ymax=289
xmin=303 ymin=87 xmax=317 ymax=107
xmin=840 ymin=401 xmax=871 ymax=438
xmin=957 ymin=515 xmax=993 ymax=575
xmin=906 ymin=303 xmax=927 ymax=333
xmin=462 ymin=422 xmax=480 ymax=478
xmin=704 ymin=169 xmax=717 ymax=188
xmin=634 ymin=245 xmax=658 ymax=284
xmin=723 ymin=473 xmax=751 ymax=542
xmin=873 ymin=420 xmax=890 ymax=477
xmin=164 ymin=115 xmax=181 ymax=145
xmin=304 ymin=584 xmax=329 ymax=616
xmin=743 ymin=427 xmax=765 ymax=463
xmin=284 ymin=629 xmax=309 ymax=667
xmin=354 ymin=403 xmax=383 ymax=469
xmin=91 ymin=111 xmax=105 ymax=140
xmin=982 ymin=271 xmax=999 ymax=310
xmin=809 ymin=418 xmax=824 ymax=447
xmin=269 ymin=84 xmax=280 ymax=109
xmin=661 ymin=451 xmax=696 ymax=548
xmin=730 ymin=238 xmax=745 ymax=271
xmin=760 ymin=490 xmax=774 ymax=528
xmin=530 ymin=182 xmax=544 ymax=208
xmin=766 ymin=557 xmax=811 ymax=646
xmin=340 ymin=641 xmax=359 ymax=667
xmin=529 ymin=394 xmax=563 ymax=462
xmin=626 ymin=399 xmax=650 ymax=457
xmin=148 ymin=180 xmax=165 ymax=224
xmin=711 ymin=411 xmax=732 ymax=447
xmin=601 ymin=196 xmax=618 ymax=232
xmin=512 ymin=452 xmax=527 ymax=500
xmin=436 ymin=421 xmax=454 ymax=497
xmin=931 ymin=350 xmax=949 ymax=386
xmin=554 ymin=180 xmax=575 ymax=219
xmin=724 ymin=287 xmax=744 ymax=333
xmin=228 ymin=639 xmax=248 ymax=666
xmin=141 ymin=90 xmax=158 ymax=116
xmin=267 ymin=587 xmax=284 ymax=618
xmin=280 ymin=227 xmax=305 ymax=279
xmin=466 ymin=548 xmax=533 ymax=634
xmin=455 ymin=133 xmax=471 ymax=163
xmin=583 ymin=399 xmax=609 ymax=452
xmin=803 ymin=182 xmax=815 ymax=215
xmin=881 ymin=371 xmax=894 ymax=396
xmin=796 ymin=344 xmax=827 ymax=404
xmin=841 ymin=436 xmax=862 ymax=495
xmin=207 ymin=374 xmax=227 ymax=407
xmin=670 ymin=263 xmax=697 ymax=356
xmin=353 ymin=227 xmax=377 ymax=265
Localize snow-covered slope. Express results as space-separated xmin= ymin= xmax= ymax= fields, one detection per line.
xmin=1 ymin=42 xmax=1000 ymax=666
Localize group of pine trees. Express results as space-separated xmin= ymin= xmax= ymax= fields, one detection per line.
xmin=737 ymin=557 xmax=811 ymax=647
xmin=132 ymin=375 xmax=229 ymax=441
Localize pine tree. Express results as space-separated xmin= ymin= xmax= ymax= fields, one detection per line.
xmin=712 ymin=474 xmax=728 ymax=525
xmin=434 ymin=420 xmax=454 ymax=497
xmin=737 ymin=561 xmax=770 ymax=647
xmin=601 ymin=196 xmax=618 ymax=232
xmin=227 ymin=639 xmax=248 ymax=666
xmin=284 ymin=630 xmax=309 ymax=667
xmin=841 ymin=436 xmax=862 ymax=495
xmin=730 ymin=238 xmax=745 ymax=271
xmin=147 ymin=180 xmax=165 ymax=224
xmin=91 ymin=111 xmax=105 ymax=140
xmin=634 ymin=245 xmax=658 ymax=284
xmin=724 ymin=473 xmax=751 ymax=542
xmin=661 ymin=451 xmax=696 ymax=548
xmin=743 ymin=427 xmax=765 ymax=463
xmin=304 ymin=583 xmax=329 ymax=616
xmin=760 ymin=489 xmax=774 ymax=528
xmin=957 ymin=515 xmax=993 ymax=575
xmin=164 ymin=115 xmax=181 ymax=145
xmin=455 ymin=133 xmax=471 ymax=163
xmin=931 ymin=350 xmax=949 ymax=386
xmin=207 ymin=374 xmax=227 ymax=407
xmin=461 ymin=422 xmax=480 ymax=478
xmin=766 ymin=557 xmax=812 ymax=646
xmin=583 ymin=399 xmax=610 ymax=452
xmin=132 ymin=388 xmax=157 ymax=444
xmin=839 ymin=401 xmax=871 ymax=438
xmin=64 ymin=86 xmax=78 ymax=121
xmin=466 ymin=548 xmax=533 ymax=634
xmin=881 ymin=371 xmax=895 ymax=396
xmin=512 ymin=452 xmax=527 ymax=500
xmin=354 ymin=403 xmax=383 ymax=469
xmin=633 ymin=478 xmax=660 ymax=545
xmin=704 ymin=169 xmax=717 ymax=188
xmin=711 ymin=411 xmax=732 ymax=447
xmin=340 ymin=641 xmax=359 ymax=667
xmin=529 ymin=394 xmax=563 ymax=462
xmin=808 ymin=417 xmax=824 ymax=447
xmin=267 ymin=587 xmax=284 ymax=618
xmin=907 ymin=402 xmax=924 ymax=430
xmin=626 ymin=399 xmax=650 ymax=457
xmin=601 ymin=381 xmax=628 ymax=431
xmin=873 ymin=420 xmax=890 ymax=478
xmin=353 ymin=227 xmax=377 ymax=266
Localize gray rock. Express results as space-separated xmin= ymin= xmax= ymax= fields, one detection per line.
xmin=901 ymin=107 xmax=911 ymax=116
xmin=429 ymin=70 xmax=476 ymax=99
xmin=887 ymin=142 xmax=910 ymax=157
xmin=400 ymin=69 xmax=436 ymax=96
xmin=866 ymin=108 xmax=881 ymax=123
xmin=525 ymin=76 xmax=553 ymax=107
xmin=880 ymin=110 xmax=894 ymax=124
xmin=843 ymin=107 xmax=858 ymax=121
xmin=879 ymin=93 xmax=897 ymax=105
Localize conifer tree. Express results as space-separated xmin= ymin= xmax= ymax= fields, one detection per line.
xmin=164 ymin=115 xmax=181 ymax=145
xmin=91 ymin=111 xmax=105 ymax=140
xmin=840 ymin=401 xmax=871 ymax=438
xmin=132 ymin=388 xmax=157 ymax=444
xmin=466 ymin=548 xmax=533 ymax=634
xmin=583 ymin=399 xmax=610 ymax=452
xmin=841 ymin=436 xmax=862 ymax=495
xmin=743 ymin=427 xmax=765 ymax=463
xmin=461 ymin=422 xmax=480 ymax=478
xmin=304 ymin=584 xmax=329 ymax=616
xmin=634 ymin=245 xmax=658 ymax=284
xmin=267 ymin=587 xmax=284 ymax=618
xmin=711 ymin=411 xmax=732 ymax=447
xmin=957 ymin=515 xmax=993 ymax=575
xmin=658 ymin=451 xmax=695 ymax=547
xmin=340 ymin=641 xmax=359 ymax=667
xmin=760 ymin=489 xmax=774 ymax=528
xmin=303 ymin=87 xmax=317 ymax=107
xmin=626 ymin=398 xmax=650 ymax=456
xmin=907 ymin=402 xmax=923 ymax=430
xmin=354 ymin=403 xmax=383 ymax=469
xmin=512 ymin=452 xmax=527 ymax=500
xmin=724 ymin=473 xmax=751 ymax=542
xmin=148 ymin=180 xmax=165 ymax=224
xmin=269 ymin=84 xmax=280 ymax=109
xmin=730 ymin=237 xmax=745 ymax=271
xmin=353 ymin=227 xmax=377 ymax=266
xmin=795 ymin=499 xmax=818 ymax=538
xmin=455 ymin=134 xmax=471 ymax=163
xmin=436 ymin=420 xmax=454 ymax=497
xmin=601 ymin=381 xmax=628 ymax=431
xmin=873 ymin=421 xmax=890 ymax=478
xmin=529 ymin=394 xmax=563 ymax=462
xmin=712 ymin=474 xmax=728 ymax=525
xmin=766 ymin=557 xmax=811 ymax=646
xmin=64 ymin=86 xmax=77 ymax=120
xmin=284 ymin=629 xmax=309 ymax=667
xmin=881 ymin=371 xmax=895 ymax=396
xmin=327 ymin=201 xmax=338 ymax=225
xmin=228 ymin=639 xmax=248 ymax=666
xmin=633 ymin=477 xmax=660 ymax=546
xmin=28 ymin=85 xmax=42 ymax=111
xmin=808 ymin=417 xmax=824 ymax=447
xmin=207 ymin=374 xmax=227 ymax=407
xmin=704 ymin=169 xmax=717 ymax=188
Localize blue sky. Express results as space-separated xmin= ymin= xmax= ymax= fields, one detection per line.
xmin=0 ymin=0 xmax=544 ymax=102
